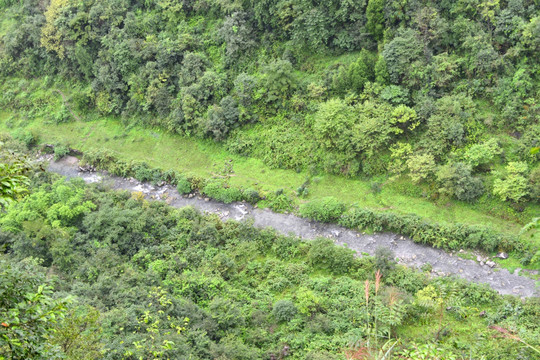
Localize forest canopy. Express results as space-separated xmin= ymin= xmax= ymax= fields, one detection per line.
xmin=0 ymin=0 xmax=538 ymax=201
xmin=0 ymin=164 xmax=538 ymax=359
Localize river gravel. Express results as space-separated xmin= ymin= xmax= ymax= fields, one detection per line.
xmin=47 ymin=156 xmax=539 ymax=298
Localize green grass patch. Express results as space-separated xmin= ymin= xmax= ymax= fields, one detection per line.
xmin=1 ymin=111 xmax=536 ymax=242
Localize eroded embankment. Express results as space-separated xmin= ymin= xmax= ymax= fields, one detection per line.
xmin=47 ymin=156 xmax=539 ymax=297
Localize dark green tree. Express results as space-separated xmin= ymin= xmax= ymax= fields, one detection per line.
xmin=366 ymin=0 xmax=386 ymax=41
xmin=0 ymin=258 xmax=70 ymax=359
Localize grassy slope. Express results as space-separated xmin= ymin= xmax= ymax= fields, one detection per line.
xmin=1 ymin=109 xmax=538 ymax=242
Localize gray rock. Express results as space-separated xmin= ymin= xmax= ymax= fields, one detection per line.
xmin=486 ymin=261 xmax=496 ymax=268
xmin=497 ymin=252 xmax=509 ymax=259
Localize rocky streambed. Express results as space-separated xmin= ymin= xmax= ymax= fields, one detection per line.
xmin=48 ymin=156 xmax=539 ymax=298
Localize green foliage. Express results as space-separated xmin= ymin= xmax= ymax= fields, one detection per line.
xmin=1 ymin=0 xmax=538 ymax=221
xmin=53 ymin=144 xmax=70 ymax=160
xmin=218 ymin=12 xmax=256 ymax=63
xmin=339 ymin=207 xmax=521 ymax=252
xmin=307 ymin=238 xmax=356 ymax=274
xmin=406 ymin=153 xmax=436 ymax=184
xmin=12 ymin=129 xmax=37 ymax=148
xmin=436 ymin=162 xmax=485 ymax=202
xmin=380 ymin=85 xmax=410 ymax=105
xmin=382 ymin=29 xmax=423 ymax=84
xmin=0 ymin=146 xmax=30 ymax=208
xmin=272 ymin=299 xmax=297 ymax=322
xmin=312 ymin=98 xmax=356 ymax=153
xmin=529 ymin=167 xmax=540 ymax=200
xmin=260 ymin=59 xmax=297 ymax=105
xmin=299 ymin=197 xmax=346 ymax=223
xmin=205 ymin=96 xmax=240 ymax=141
xmin=242 ymin=188 xmax=261 ymax=204
xmin=0 ymin=175 xmax=536 ymax=359
xmin=366 ymin=0 xmax=385 ymax=41
xmin=202 ymin=179 xmax=243 ymax=203
xmin=176 ymin=175 xmax=192 ymax=194
xmin=124 ymin=287 xmax=189 ymax=359
xmin=333 ymin=50 xmax=375 ymax=94
xmin=462 ymin=138 xmax=502 ymax=169
xmin=49 ymin=306 xmax=104 ymax=360
xmin=493 ymin=162 xmax=530 ymax=202
xmin=0 ymin=258 xmax=70 ymax=359
xmin=266 ymin=191 xmax=294 ymax=213
xmin=374 ymin=247 xmax=396 ymax=275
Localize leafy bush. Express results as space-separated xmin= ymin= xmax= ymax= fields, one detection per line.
xmin=266 ymin=192 xmax=294 ymax=213
xmin=202 ymin=179 xmax=243 ymax=204
xmin=374 ymin=246 xmax=396 ymax=274
xmin=529 ymin=167 xmax=540 ymax=201
xmin=366 ymin=0 xmax=385 ymax=40
xmin=493 ymin=162 xmax=530 ymax=202
xmin=176 ymin=175 xmax=192 ymax=194
xmin=272 ymin=299 xmax=297 ymax=322
xmin=12 ymin=129 xmax=37 ymax=148
xmin=51 ymin=105 xmax=72 ymax=124
xmin=300 ymin=197 xmax=346 ymax=223
xmin=380 ymin=85 xmax=410 ymax=105
xmin=307 ymin=238 xmax=356 ymax=274
xmin=205 ymin=96 xmax=240 ymax=141
xmin=261 ymin=59 xmax=297 ymax=105
xmin=53 ymin=145 xmax=70 ymax=160
xmin=312 ymin=98 xmax=356 ymax=153
xmin=462 ymin=138 xmax=502 ymax=169
xmin=333 ymin=49 xmax=375 ymax=94
xmin=242 ymin=188 xmax=260 ymax=204
xmin=339 ymin=207 xmax=520 ymax=253
xmin=406 ymin=153 xmax=436 ymax=184
xmin=132 ymin=162 xmax=154 ymax=182
xmin=436 ymin=162 xmax=484 ymax=202
xmin=0 ymin=258 xmax=70 ymax=359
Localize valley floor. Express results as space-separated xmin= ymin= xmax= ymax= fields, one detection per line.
xmin=2 ymin=113 xmax=537 ymax=240
xmin=47 ymin=155 xmax=539 ymax=297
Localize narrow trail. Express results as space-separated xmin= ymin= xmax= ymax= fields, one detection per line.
xmin=48 ymin=156 xmax=539 ymax=298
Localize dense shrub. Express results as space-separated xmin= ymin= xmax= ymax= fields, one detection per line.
xmin=339 ymin=207 xmax=521 ymax=253
xmin=266 ymin=192 xmax=294 ymax=213
xmin=272 ymin=299 xmax=297 ymax=322
xmin=333 ymin=50 xmax=375 ymax=94
xmin=176 ymin=175 xmax=192 ymax=194
xmin=202 ymin=179 xmax=243 ymax=204
xmin=53 ymin=145 xmax=70 ymax=160
xmin=462 ymin=138 xmax=502 ymax=169
xmin=436 ymin=162 xmax=485 ymax=202
xmin=374 ymin=246 xmax=396 ymax=274
xmin=205 ymin=96 xmax=240 ymax=141
xmin=493 ymin=162 xmax=530 ymax=202
xmin=406 ymin=153 xmax=436 ymax=184
xmin=242 ymin=188 xmax=260 ymax=204
xmin=0 ymin=169 xmax=537 ymax=359
xmin=132 ymin=162 xmax=160 ymax=183
xmin=12 ymin=129 xmax=37 ymax=148
xmin=307 ymin=238 xmax=356 ymax=275
xmin=299 ymin=197 xmax=346 ymax=223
